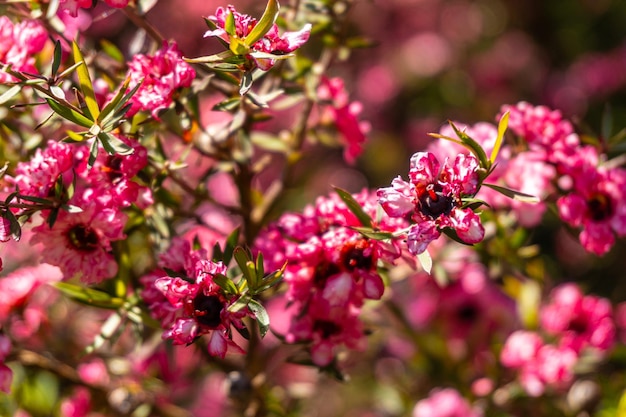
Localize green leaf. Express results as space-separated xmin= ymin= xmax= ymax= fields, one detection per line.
xmin=234 ymin=247 xmax=258 ymax=290
xmin=72 ymin=41 xmax=100 ymax=120
xmin=253 ymin=261 xmax=286 ymax=294
xmin=239 ymin=71 xmax=254 ymax=95
xmin=248 ymin=298 xmax=270 ymax=337
xmin=483 ymin=183 xmax=540 ymax=203
xmin=0 ymin=85 xmax=21 ymax=105
xmin=5 ymin=209 xmax=21 ymax=241
xmin=352 ymin=226 xmax=393 ymax=240
xmin=243 ymin=0 xmax=279 ymax=47
xmin=46 ymin=98 xmax=94 ymax=128
xmin=417 ymin=250 xmax=432 ymax=275
xmin=224 ymin=10 xmax=237 ymax=37
xmin=333 ymin=186 xmax=372 ymax=227
xmin=99 ymin=39 xmax=124 ymax=63
xmin=490 ymin=110 xmax=509 ymax=164
xmin=213 ymin=273 xmax=239 ymax=295
xmin=52 ymin=40 xmax=63 ymax=77
xmin=184 ymin=50 xmax=235 ymax=64
xmin=98 ymin=77 xmax=131 ymax=123
xmin=98 ymin=132 xmax=134 ymax=156
xmin=449 ymin=121 xmax=490 ymax=169
xmin=88 ymin=136 xmax=99 ymax=168
xmin=54 ymin=282 xmax=124 ymax=309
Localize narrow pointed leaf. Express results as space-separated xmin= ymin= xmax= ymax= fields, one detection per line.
xmin=490 ymin=110 xmax=509 ymax=164
xmin=352 ymin=227 xmax=393 ymax=240
xmin=333 ymin=186 xmax=372 ymax=227
xmin=213 ymin=273 xmax=239 ymax=295
xmin=98 ymin=132 xmax=134 ymax=156
xmin=72 ymin=41 xmax=100 ymax=120
xmin=98 ymin=77 xmax=131 ymax=123
xmin=243 ymin=0 xmax=279 ymax=47
xmin=483 ymin=183 xmax=540 ymax=203
xmin=224 ymin=10 xmax=237 ymax=37
xmin=0 ymin=85 xmax=21 ymax=105
xmin=46 ymin=98 xmax=94 ymax=128
xmin=417 ymin=250 xmax=432 ymax=274
xmin=239 ymin=71 xmax=253 ymax=95
xmin=248 ymin=298 xmax=270 ymax=337
xmin=52 ymin=40 xmax=63 ymax=77
xmin=450 ymin=121 xmax=490 ymax=169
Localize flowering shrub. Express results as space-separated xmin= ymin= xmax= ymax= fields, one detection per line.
xmin=1 ymin=0 xmax=626 ymax=416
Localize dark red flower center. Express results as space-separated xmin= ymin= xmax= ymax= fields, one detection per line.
xmin=418 ymin=183 xmax=454 ymax=219
xmin=313 ymin=320 xmax=342 ymax=339
xmin=66 ymin=225 xmax=99 ymax=252
xmin=340 ymin=239 xmax=373 ymax=271
xmin=456 ymin=302 xmax=480 ymax=324
xmin=587 ymin=192 xmax=613 ymax=221
xmin=193 ymin=294 xmax=223 ymax=328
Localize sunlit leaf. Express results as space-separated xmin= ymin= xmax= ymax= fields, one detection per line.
xmin=52 ymin=40 xmax=63 ymax=77
xmin=490 ymin=110 xmax=509 ymax=164
xmin=54 ymin=282 xmax=124 ymax=309
xmin=243 ymin=0 xmax=279 ymax=47
xmin=72 ymin=41 xmax=100 ymax=120
xmin=352 ymin=226 xmax=393 ymax=240
xmin=333 ymin=186 xmax=372 ymax=227
xmin=417 ymin=250 xmax=432 ymax=274
xmin=483 ymin=183 xmax=540 ymax=203
xmin=46 ymin=98 xmax=93 ymax=128
xmin=98 ymin=132 xmax=134 ymax=156
xmin=0 ymin=85 xmax=21 ymax=105
xmin=248 ymin=298 xmax=270 ymax=337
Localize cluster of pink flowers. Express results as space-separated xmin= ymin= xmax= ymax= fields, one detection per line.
xmin=317 ymin=77 xmax=371 ymax=164
xmin=141 ymin=238 xmax=253 ymax=358
xmin=6 ymin=136 xmax=150 ymax=283
xmin=204 ymin=5 xmax=311 ymax=71
xmin=427 ymin=121 xmax=556 ymax=227
xmin=60 ymin=0 xmax=130 ymax=17
xmin=0 ymin=17 xmax=48 ymax=83
xmin=255 ymin=189 xmax=404 ymax=366
xmin=502 ymin=101 xmax=626 ymax=255
xmin=124 ymin=42 xmax=196 ymax=119
xmin=500 ymin=282 xmax=615 ymax=396
xmin=377 ymin=151 xmax=484 ymax=255
xmin=413 ymin=388 xmax=482 ymax=417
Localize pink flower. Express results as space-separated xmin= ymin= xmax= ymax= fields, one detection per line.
xmin=9 ymin=140 xmax=75 ymax=200
xmin=556 ymin=155 xmax=626 ymax=255
xmin=519 ymin=344 xmax=578 ymax=397
xmin=0 ymin=17 xmax=48 ymax=83
xmin=204 ymin=5 xmax=311 ymax=71
xmin=413 ymin=388 xmax=482 ymax=417
xmin=500 ymin=330 xmax=544 ymax=368
xmin=124 ymin=42 xmax=195 ymax=119
xmin=30 ymin=202 xmax=126 ymax=284
xmin=377 ymin=152 xmax=484 ymax=254
xmin=254 ymin=189 xmax=405 ymax=365
xmin=154 ymin=258 xmax=251 ymax=358
xmin=317 ymin=77 xmax=371 ymax=164
xmin=540 ymin=283 xmax=615 ymax=353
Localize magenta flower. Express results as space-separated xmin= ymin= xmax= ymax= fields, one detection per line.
xmin=413 ymin=388 xmax=482 ymax=417
xmin=0 ymin=17 xmax=48 ymax=83
xmin=377 ymin=151 xmax=484 ymax=255
xmin=204 ymin=5 xmax=311 ymax=71
xmin=154 ymin=259 xmax=253 ymax=359
xmin=30 ymin=202 xmax=126 ymax=284
xmin=125 ymin=42 xmax=195 ymax=119
xmin=540 ymin=283 xmax=615 ymax=353
xmin=254 ymin=189 xmax=405 ymax=366
xmin=557 ymin=156 xmax=626 ymax=255
xmin=317 ymin=77 xmax=371 ymax=164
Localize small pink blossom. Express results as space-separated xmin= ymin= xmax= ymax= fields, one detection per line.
xmin=378 ymin=151 xmax=484 ymax=255
xmin=500 ymin=330 xmax=544 ymax=368
xmin=204 ymin=5 xmax=311 ymax=71
xmin=0 ymin=17 xmax=48 ymax=83
xmin=124 ymin=42 xmax=195 ymax=119
xmin=317 ymin=77 xmax=371 ymax=164
xmin=540 ymin=283 xmax=615 ymax=353
xmin=413 ymin=388 xmax=482 ymax=417
xmin=30 ymin=202 xmax=126 ymax=284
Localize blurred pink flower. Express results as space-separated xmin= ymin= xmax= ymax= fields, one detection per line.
xmin=413 ymin=388 xmax=482 ymax=417
xmin=60 ymin=387 xmax=91 ymax=417
xmin=500 ymin=330 xmax=543 ymax=369
xmin=318 ymin=77 xmax=371 ymax=164
xmin=540 ymin=283 xmax=615 ymax=353
xmin=30 ymin=202 xmax=126 ymax=284
xmin=0 ymin=17 xmax=48 ymax=83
